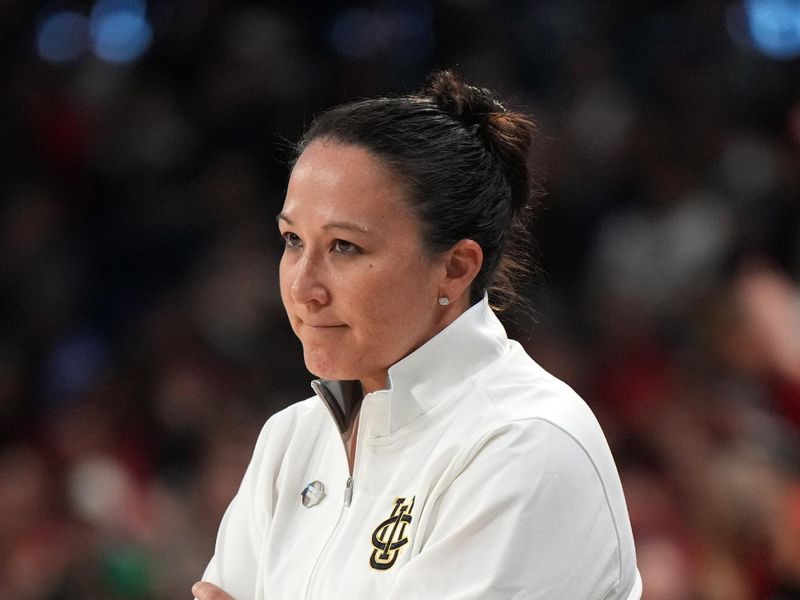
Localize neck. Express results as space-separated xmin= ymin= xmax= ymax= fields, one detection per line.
xmin=359 ymin=374 xmax=387 ymax=394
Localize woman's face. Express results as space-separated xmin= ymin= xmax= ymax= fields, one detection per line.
xmin=278 ymin=141 xmax=448 ymax=392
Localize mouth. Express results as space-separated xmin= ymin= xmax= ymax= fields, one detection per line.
xmin=298 ymin=318 xmax=347 ymax=329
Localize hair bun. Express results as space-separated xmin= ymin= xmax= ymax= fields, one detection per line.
xmin=421 ymin=70 xmax=536 ymax=219
xmin=421 ymin=70 xmax=503 ymax=128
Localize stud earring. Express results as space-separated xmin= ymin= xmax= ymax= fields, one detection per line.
xmin=438 ymin=297 xmax=449 ymax=306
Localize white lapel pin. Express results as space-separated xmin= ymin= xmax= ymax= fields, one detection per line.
xmin=301 ymin=480 xmax=326 ymax=508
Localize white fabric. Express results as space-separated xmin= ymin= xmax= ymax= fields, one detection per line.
xmin=202 ymin=297 xmax=642 ymax=599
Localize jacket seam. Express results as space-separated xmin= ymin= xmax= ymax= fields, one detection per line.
xmin=474 ymin=376 xmax=625 ymax=593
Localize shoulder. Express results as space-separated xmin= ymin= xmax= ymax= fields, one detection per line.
xmin=263 ymin=394 xmax=324 ymax=430
xmin=441 ymin=344 xmax=639 ymax=596
xmin=250 ymin=395 xmax=329 ymax=460
xmin=472 ymin=340 xmax=606 ymax=450
xmin=452 ymin=341 xmax=627 ymax=511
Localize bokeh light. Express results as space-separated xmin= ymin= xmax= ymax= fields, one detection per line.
xmin=89 ymin=0 xmax=153 ymax=64
xmin=728 ymin=0 xmax=800 ymax=60
xmin=36 ymin=9 xmax=90 ymax=64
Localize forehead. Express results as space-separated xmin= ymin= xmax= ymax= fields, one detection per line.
xmin=282 ymin=141 xmax=415 ymax=225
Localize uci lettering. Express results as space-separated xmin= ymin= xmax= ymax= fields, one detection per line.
xmin=369 ymin=497 xmax=415 ymax=570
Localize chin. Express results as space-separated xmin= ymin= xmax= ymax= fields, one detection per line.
xmin=303 ymin=351 xmax=358 ymax=382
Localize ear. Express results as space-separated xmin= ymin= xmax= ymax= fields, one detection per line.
xmin=440 ymin=239 xmax=483 ymax=304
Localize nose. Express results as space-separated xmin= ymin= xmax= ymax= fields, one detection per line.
xmin=288 ymin=252 xmax=329 ymax=306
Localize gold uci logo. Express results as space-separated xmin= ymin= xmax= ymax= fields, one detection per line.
xmin=369 ymin=497 xmax=415 ymax=570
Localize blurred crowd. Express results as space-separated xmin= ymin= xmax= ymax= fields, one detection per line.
xmin=1 ymin=1 xmax=799 ymax=599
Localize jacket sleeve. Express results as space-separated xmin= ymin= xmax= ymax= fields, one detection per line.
xmin=200 ymin=420 xmax=275 ymax=600
xmin=385 ymin=419 xmax=641 ymax=600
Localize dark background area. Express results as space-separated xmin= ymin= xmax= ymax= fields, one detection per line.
xmin=1 ymin=1 xmax=800 ymax=598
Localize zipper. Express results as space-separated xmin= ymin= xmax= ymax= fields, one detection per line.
xmin=304 ymin=392 xmax=369 ymax=600
xmin=311 ymin=379 xmax=363 ymax=505
xmin=304 ymin=499 xmax=348 ymax=600
xmin=344 ymin=476 xmax=353 ymax=507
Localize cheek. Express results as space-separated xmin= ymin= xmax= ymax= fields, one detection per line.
xmin=380 ymin=254 xmax=439 ymax=305
xmin=278 ymin=259 xmax=301 ymax=331
xmin=278 ymin=258 xmax=292 ymax=304
xmin=351 ymin=262 xmax=437 ymax=339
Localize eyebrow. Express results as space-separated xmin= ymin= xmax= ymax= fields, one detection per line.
xmin=276 ymin=213 xmax=369 ymax=234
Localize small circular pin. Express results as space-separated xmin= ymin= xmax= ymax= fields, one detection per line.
xmin=301 ymin=480 xmax=326 ymax=508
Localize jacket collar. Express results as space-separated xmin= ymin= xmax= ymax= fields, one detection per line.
xmin=312 ymin=294 xmax=508 ymax=439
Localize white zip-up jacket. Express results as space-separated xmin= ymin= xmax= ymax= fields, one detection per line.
xmin=202 ymin=297 xmax=643 ymax=599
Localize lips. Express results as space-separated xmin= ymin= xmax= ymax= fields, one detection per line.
xmin=298 ymin=317 xmax=347 ymax=328
xmin=303 ymin=323 xmax=348 ymax=337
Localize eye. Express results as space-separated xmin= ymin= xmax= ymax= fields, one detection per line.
xmin=281 ymin=232 xmax=302 ymax=248
xmin=332 ymin=239 xmax=359 ymax=254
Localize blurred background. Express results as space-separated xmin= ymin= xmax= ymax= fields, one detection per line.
xmin=1 ymin=0 xmax=799 ymax=598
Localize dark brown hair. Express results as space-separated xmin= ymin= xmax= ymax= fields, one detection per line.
xmin=293 ymin=70 xmax=538 ymax=309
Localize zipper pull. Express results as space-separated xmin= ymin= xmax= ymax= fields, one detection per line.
xmin=344 ymin=476 xmax=353 ymax=507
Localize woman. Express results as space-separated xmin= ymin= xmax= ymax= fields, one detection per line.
xmin=193 ymin=71 xmax=642 ymax=600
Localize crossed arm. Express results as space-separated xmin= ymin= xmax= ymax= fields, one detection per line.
xmin=193 ymin=581 xmax=234 ymax=600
